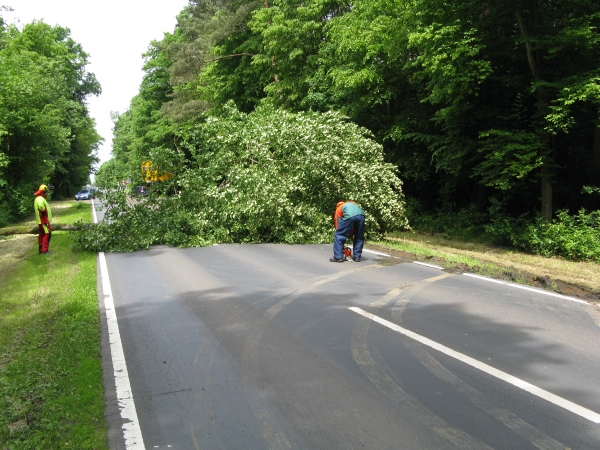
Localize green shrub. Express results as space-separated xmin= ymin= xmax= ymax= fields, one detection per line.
xmin=405 ymin=199 xmax=487 ymax=241
xmin=407 ymin=197 xmax=600 ymax=261
xmin=0 ymin=184 xmax=33 ymax=228
xmin=483 ymin=202 xmax=531 ymax=247
xmin=516 ymin=210 xmax=600 ymax=261
xmin=74 ymin=104 xmax=408 ymax=252
xmin=484 ymin=208 xmax=600 ymax=261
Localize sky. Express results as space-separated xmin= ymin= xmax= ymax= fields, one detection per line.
xmin=3 ymin=0 xmax=190 ymax=167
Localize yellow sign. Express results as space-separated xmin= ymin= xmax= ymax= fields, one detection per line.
xmin=141 ymin=161 xmax=172 ymax=182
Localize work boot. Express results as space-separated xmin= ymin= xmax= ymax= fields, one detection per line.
xmin=329 ymin=257 xmax=344 ymax=262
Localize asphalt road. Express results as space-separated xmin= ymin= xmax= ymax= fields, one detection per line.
xmin=95 ymin=230 xmax=600 ymax=450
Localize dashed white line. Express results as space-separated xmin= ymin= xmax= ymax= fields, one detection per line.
xmin=349 ymin=307 xmax=600 ymax=424
xmin=363 ymin=249 xmax=391 ymax=257
xmin=93 ymin=200 xmax=145 ymax=449
xmin=413 ymin=261 xmax=444 ymax=270
xmin=365 ymin=245 xmax=585 ymax=305
xmin=463 ymin=273 xmax=589 ymax=305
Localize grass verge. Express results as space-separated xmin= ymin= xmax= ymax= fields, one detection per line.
xmin=0 ymin=201 xmax=108 ymax=448
xmin=370 ymin=231 xmax=600 ymax=302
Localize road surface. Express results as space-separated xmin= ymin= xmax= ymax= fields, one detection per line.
xmin=95 ymin=234 xmax=600 ymax=449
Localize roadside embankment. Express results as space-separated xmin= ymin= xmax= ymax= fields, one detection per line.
xmin=371 ymin=232 xmax=600 ymax=303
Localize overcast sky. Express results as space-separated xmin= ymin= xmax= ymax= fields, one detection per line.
xmin=4 ymin=0 xmax=190 ymax=167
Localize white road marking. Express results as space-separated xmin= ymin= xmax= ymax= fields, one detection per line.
xmin=413 ymin=261 xmax=444 ymax=270
xmin=363 ymin=249 xmax=391 ymax=257
xmin=349 ymin=307 xmax=600 ymax=424
xmin=463 ymin=273 xmax=589 ymax=305
xmin=364 ymin=244 xmax=586 ymax=307
xmin=93 ymin=200 xmax=145 ymax=449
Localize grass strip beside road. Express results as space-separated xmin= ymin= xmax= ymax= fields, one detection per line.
xmin=0 ymin=201 xmax=108 ymax=448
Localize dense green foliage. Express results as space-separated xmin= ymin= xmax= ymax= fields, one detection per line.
xmin=77 ymin=104 xmax=406 ymax=251
xmin=0 ymin=17 xmax=101 ymax=226
xmin=406 ymin=201 xmax=600 ymax=261
xmin=96 ymin=0 xmax=599 ymax=258
xmin=489 ymin=209 xmax=600 ymax=261
xmin=524 ymin=211 xmax=600 ymax=261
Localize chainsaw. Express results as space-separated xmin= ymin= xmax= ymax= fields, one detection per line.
xmin=343 ymin=244 xmax=352 ymax=260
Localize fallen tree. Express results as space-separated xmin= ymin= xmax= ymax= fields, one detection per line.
xmin=0 ymin=224 xmax=79 ymax=236
xmin=75 ymin=104 xmax=408 ymax=252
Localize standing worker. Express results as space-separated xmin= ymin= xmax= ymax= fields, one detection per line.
xmin=330 ymin=201 xmax=365 ymax=262
xmin=34 ymin=184 xmax=53 ymax=255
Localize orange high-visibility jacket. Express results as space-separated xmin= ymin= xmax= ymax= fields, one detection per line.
xmin=333 ymin=201 xmax=362 ymax=229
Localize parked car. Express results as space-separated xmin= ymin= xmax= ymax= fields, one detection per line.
xmin=75 ymin=189 xmax=95 ymax=200
xmin=131 ymin=186 xmax=149 ymax=196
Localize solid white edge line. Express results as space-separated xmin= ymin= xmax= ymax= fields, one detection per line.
xmin=463 ymin=273 xmax=506 ymax=285
xmin=363 ymin=249 xmax=391 ymax=257
xmin=349 ymin=307 xmax=600 ymax=424
xmin=413 ymin=261 xmax=444 ymax=270
xmin=93 ymin=199 xmax=145 ymax=449
xmin=91 ymin=198 xmax=98 ymax=223
xmin=463 ymin=273 xmax=589 ymax=305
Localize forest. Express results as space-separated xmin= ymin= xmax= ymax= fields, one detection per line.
xmin=91 ymin=0 xmax=599 ymax=258
xmin=2 ymin=1 xmax=598 ymax=258
xmin=0 ymin=11 xmax=101 ymax=226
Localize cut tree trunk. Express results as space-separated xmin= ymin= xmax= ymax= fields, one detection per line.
xmin=0 ymin=224 xmax=79 ymax=236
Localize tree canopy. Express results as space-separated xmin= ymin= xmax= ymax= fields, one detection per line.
xmin=95 ymin=0 xmax=599 ymax=255
xmin=0 ymin=18 xmax=101 ymax=225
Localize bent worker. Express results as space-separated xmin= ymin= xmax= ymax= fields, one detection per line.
xmin=330 ymin=201 xmax=365 ymax=262
xmin=34 ymin=184 xmax=53 ymax=255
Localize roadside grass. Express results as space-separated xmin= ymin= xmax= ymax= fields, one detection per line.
xmin=12 ymin=200 xmax=89 ymax=227
xmin=54 ymin=200 xmax=97 ymax=224
xmin=374 ymin=231 xmax=600 ymax=299
xmin=371 ymin=237 xmax=513 ymax=280
xmin=0 ymin=201 xmax=108 ymax=448
xmin=0 ymin=201 xmax=92 ymax=237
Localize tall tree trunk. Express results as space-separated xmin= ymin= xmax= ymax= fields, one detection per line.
xmin=537 ymin=89 xmax=553 ymax=222
xmin=514 ymin=0 xmax=553 ymax=221
xmin=263 ymin=0 xmax=279 ymax=82
xmin=540 ymin=155 xmax=553 ymax=220
xmin=476 ymin=184 xmax=488 ymax=212
xmin=593 ymin=108 xmax=600 ymax=171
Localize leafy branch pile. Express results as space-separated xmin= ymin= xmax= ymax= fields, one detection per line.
xmin=76 ymin=105 xmax=407 ymax=252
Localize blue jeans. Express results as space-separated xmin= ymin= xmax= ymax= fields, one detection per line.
xmin=333 ymin=215 xmax=365 ymax=259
